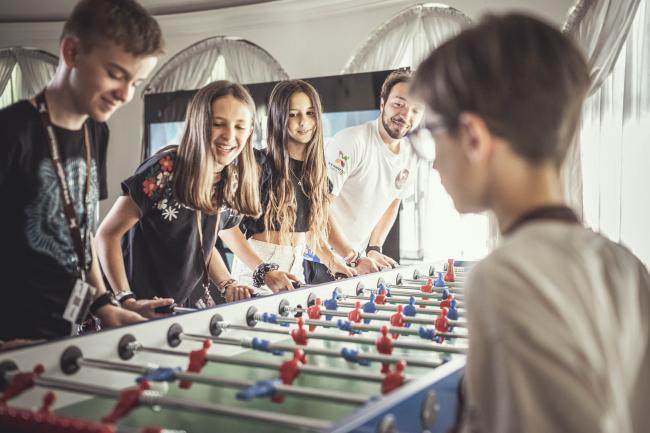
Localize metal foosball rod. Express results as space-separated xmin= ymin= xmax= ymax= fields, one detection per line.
xmin=214 ymin=321 xmax=465 ymax=350
xmin=179 ymin=332 xmax=444 ymax=369
xmin=336 ymin=295 xmax=466 ymax=314
xmin=248 ymin=313 xmax=468 ymax=352
xmin=289 ymin=305 xmax=466 ymax=328
xmin=373 ymin=280 xmax=465 ymax=298
xmin=383 ymin=279 xmax=465 ymax=296
xmin=122 ymin=339 xmax=392 ymax=384
xmin=0 ymin=362 xmax=331 ymax=431
xmin=75 ymin=357 xmax=370 ymax=406
xmin=30 ymin=375 xmax=332 ymax=432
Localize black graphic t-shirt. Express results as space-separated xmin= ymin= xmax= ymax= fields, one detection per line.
xmin=120 ymin=147 xmax=242 ymax=306
xmin=0 ymin=100 xmax=108 ymax=340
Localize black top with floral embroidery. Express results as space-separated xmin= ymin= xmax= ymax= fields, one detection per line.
xmin=119 ymin=147 xmax=242 ymax=306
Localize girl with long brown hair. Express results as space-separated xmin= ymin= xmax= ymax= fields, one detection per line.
xmin=96 ymin=80 xmax=296 ymax=317
xmin=231 ymin=80 xmax=355 ymax=289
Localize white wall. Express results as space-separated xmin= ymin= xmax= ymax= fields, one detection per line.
xmin=0 ymin=0 xmax=574 ymax=217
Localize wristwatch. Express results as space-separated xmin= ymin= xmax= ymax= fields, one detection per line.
xmin=115 ymin=290 xmax=136 ymax=304
xmin=366 ymin=245 xmax=382 ymax=254
xmin=90 ymin=291 xmax=119 ymax=315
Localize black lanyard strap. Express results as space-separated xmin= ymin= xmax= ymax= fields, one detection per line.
xmin=503 ymin=206 xmax=580 ymax=236
xmin=34 ymin=90 xmax=93 ymax=279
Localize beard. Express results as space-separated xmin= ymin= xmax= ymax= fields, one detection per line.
xmin=381 ymin=112 xmax=410 ymax=140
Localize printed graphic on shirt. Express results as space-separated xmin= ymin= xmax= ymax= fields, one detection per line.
xmin=25 ymin=158 xmax=99 ymax=273
xmin=141 ymin=154 xmax=185 ymax=222
xmin=394 ymin=168 xmax=410 ymax=189
xmin=329 ymin=151 xmax=350 ymax=175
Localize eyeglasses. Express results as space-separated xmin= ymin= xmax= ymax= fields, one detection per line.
xmin=407 ymin=118 xmax=448 ymax=162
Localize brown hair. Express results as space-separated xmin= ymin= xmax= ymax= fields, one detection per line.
xmin=413 ymin=13 xmax=590 ymax=165
xmin=381 ymin=68 xmax=412 ymax=103
xmin=173 ymin=80 xmax=261 ymax=217
xmin=264 ymin=80 xmax=330 ymax=246
xmin=61 ymin=0 xmax=165 ymax=56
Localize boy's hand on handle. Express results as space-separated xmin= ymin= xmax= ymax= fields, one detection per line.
xmin=122 ymin=297 xmax=176 ymax=319
xmin=95 ymin=304 xmax=146 ymax=327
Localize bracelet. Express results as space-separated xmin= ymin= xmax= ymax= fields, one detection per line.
xmin=252 ymin=262 xmax=279 ymax=288
xmin=90 ymin=291 xmax=119 ymax=315
xmin=217 ymin=278 xmax=237 ymax=295
xmin=344 ymin=251 xmax=361 ymax=268
xmin=115 ymin=290 xmax=136 ymax=304
xmin=366 ymin=245 xmax=382 ymax=254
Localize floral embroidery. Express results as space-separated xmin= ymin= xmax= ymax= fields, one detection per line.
xmin=162 ymin=206 xmax=179 ymax=221
xmin=140 ymin=152 xmax=184 ymax=223
xmin=159 ymin=155 xmax=173 ymax=172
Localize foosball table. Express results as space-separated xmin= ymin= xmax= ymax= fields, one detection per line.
xmin=0 ymin=260 xmax=471 ymax=433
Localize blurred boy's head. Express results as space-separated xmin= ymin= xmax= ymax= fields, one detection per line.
xmin=413 ymin=14 xmax=589 ymax=212
xmin=57 ymin=0 xmax=165 ymax=121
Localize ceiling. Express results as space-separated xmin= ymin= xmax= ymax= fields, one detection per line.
xmin=0 ymin=0 xmax=278 ymax=22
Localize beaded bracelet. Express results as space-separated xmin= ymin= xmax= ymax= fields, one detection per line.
xmin=252 ymin=262 xmax=279 ymax=288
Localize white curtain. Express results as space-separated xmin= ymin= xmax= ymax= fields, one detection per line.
xmin=144 ymin=36 xmax=289 ymax=94
xmin=0 ymin=47 xmax=57 ymax=109
xmin=341 ymin=3 xmax=471 ymax=74
xmin=341 ymin=3 xmax=482 ymax=262
xmin=561 ymin=0 xmax=642 ymax=220
xmin=573 ymin=0 xmax=650 ymax=264
xmin=0 ymin=50 xmax=17 ymax=101
xmin=14 ymin=47 xmax=58 ymax=98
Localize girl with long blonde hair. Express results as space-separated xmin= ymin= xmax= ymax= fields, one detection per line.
xmin=96 ymin=80 xmax=295 ymax=317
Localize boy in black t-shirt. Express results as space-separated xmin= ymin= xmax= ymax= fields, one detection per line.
xmin=0 ymin=0 xmax=165 ymax=344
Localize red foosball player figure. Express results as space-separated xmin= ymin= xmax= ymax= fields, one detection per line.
xmin=421 ymin=279 xmax=433 ymax=308
xmin=440 ymin=293 xmax=455 ymax=309
xmin=376 ymin=326 xmax=394 ymax=374
xmin=290 ymin=317 xmax=308 ymax=346
xmin=273 ymin=349 xmax=306 ymax=403
xmin=37 ymin=391 xmax=56 ymax=415
xmin=375 ymin=288 xmax=388 ymax=305
xmin=390 ymin=305 xmax=406 ymax=339
xmin=0 ymin=364 xmax=45 ymax=405
xmin=348 ymin=301 xmax=363 ymax=323
xmin=307 ymin=298 xmax=322 ymax=332
xmin=382 ymin=360 xmax=406 ymax=394
xmin=435 ymin=308 xmax=450 ymax=342
xmin=103 ymin=381 xmax=151 ymax=423
xmin=444 ymin=258 xmax=456 ymax=282
xmin=180 ymin=339 xmax=211 ymax=389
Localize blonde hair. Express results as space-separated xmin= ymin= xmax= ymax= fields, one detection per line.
xmin=264 ymin=80 xmax=330 ymax=246
xmin=173 ymin=80 xmax=261 ymax=217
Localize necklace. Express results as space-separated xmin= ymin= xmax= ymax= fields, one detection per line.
xmin=289 ymin=164 xmax=303 ymax=187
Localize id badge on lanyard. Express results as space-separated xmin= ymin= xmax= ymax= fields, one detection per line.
xmin=35 ymin=91 xmax=95 ymax=327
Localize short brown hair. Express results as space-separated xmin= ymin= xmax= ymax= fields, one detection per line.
xmin=61 ymin=0 xmax=165 ymax=56
xmin=381 ymin=68 xmax=412 ymax=102
xmin=413 ymin=14 xmax=590 ymax=165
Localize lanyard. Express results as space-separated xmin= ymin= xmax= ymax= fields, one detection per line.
xmin=503 ymin=206 xmax=580 ymax=236
xmin=34 ymin=90 xmax=92 ymax=280
xmin=195 ymin=210 xmax=221 ymax=290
